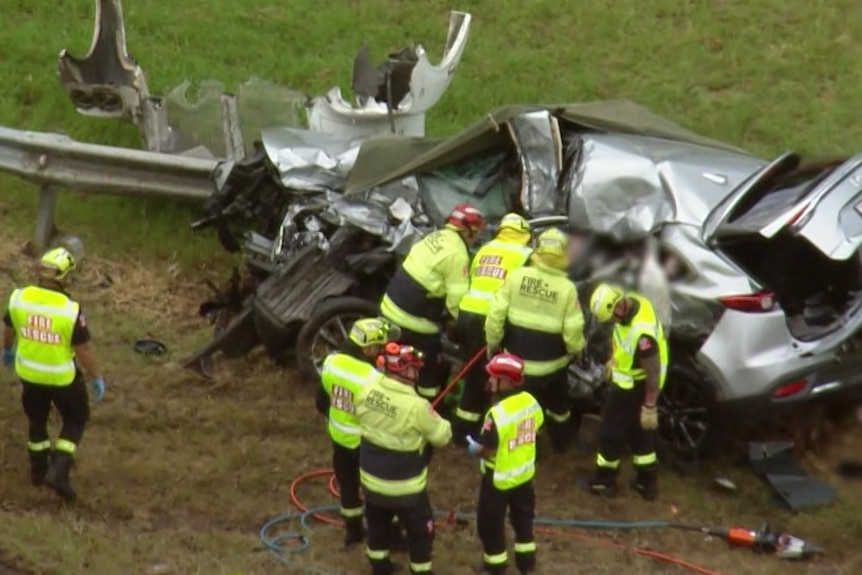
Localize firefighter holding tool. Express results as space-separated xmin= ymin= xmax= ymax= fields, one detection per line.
xmin=453 ymin=213 xmax=533 ymax=442
xmin=466 ymin=353 xmax=543 ymax=575
xmin=356 ymin=342 xmax=452 ymax=575
xmin=315 ymin=317 xmax=400 ymax=546
xmin=2 ymin=247 xmax=105 ymax=504
xmin=582 ymin=283 xmax=668 ymax=500
xmin=484 ymin=227 xmax=586 ymax=453
xmin=379 ymin=203 xmax=487 ymax=401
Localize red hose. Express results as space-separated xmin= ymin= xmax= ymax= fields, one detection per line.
xmin=289 ymin=468 xmax=728 ymax=575
xmin=431 ymin=345 xmax=487 ymax=408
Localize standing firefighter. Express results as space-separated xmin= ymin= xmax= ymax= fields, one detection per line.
xmin=356 ymin=342 xmax=452 ymax=575
xmin=465 ymin=353 xmax=543 ymax=575
xmin=2 ymin=248 xmax=105 ymax=504
xmin=454 ymin=213 xmax=533 ymax=441
xmin=484 ymin=227 xmax=585 ymax=453
xmin=583 ymin=283 xmax=668 ymax=500
xmin=315 ymin=317 xmax=400 ymax=546
xmin=380 ymin=203 xmax=486 ymax=400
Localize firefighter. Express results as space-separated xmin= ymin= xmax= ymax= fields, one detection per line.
xmin=2 ymin=247 xmax=105 ymax=504
xmin=379 ymin=203 xmax=487 ymax=401
xmin=356 ymin=342 xmax=452 ymax=575
xmin=582 ymin=283 xmax=668 ymax=500
xmin=465 ymin=353 xmax=543 ymax=575
xmin=453 ymin=213 xmax=533 ymax=442
xmin=484 ymin=227 xmax=586 ymax=453
xmin=315 ymin=317 xmax=400 ymax=546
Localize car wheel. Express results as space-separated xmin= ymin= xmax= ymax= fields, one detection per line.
xmin=295 ymin=297 xmax=380 ymax=383
xmin=657 ymin=361 xmax=718 ymax=462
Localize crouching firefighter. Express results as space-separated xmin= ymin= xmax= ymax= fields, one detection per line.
xmin=2 ymin=248 xmax=106 ymax=504
xmin=315 ymin=317 xmax=400 ymax=546
xmin=484 ymin=228 xmax=586 ymax=453
xmin=583 ymin=283 xmax=668 ymax=500
xmin=454 ymin=213 xmax=533 ymax=441
xmin=465 ymin=353 xmax=543 ymax=575
xmin=379 ymin=203 xmax=486 ymax=401
xmin=356 ymin=342 xmax=453 ymax=575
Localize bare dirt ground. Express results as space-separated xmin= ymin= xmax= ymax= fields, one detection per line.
xmin=0 ymin=230 xmax=861 ymax=575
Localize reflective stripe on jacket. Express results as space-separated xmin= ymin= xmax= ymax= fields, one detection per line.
xmin=356 ymin=375 xmax=452 ymax=505
xmin=321 ymin=352 xmax=383 ymax=449
xmin=6 ymin=286 xmax=78 ymax=386
xmin=484 ymin=262 xmax=586 ymax=376
xmin=480 ymin=391 xmax=544 ymax=490
xmin=459 ymin=239 xmax=532 ymax=317
xmin=611 ymin=293 xmax=669 ymax=390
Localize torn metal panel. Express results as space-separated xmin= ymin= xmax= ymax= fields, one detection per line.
xmin=506 ymin=111 xmax=563 ymax=215
xmin=306 ymin=11 xmax=472 ymax=138
xmin=260 ymin=128 xmax=363 ymax=192
xmin=748 ymin=441 xmax=836 ymax=512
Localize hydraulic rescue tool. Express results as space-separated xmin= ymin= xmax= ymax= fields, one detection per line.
xmin=674 ymin=521 xmax=824 ymax=559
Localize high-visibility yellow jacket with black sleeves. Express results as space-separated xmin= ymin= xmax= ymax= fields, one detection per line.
xmin=355 ymin=375 xmax=452 ymax=506
xmin=459 ymin=238 xmax=533 ymax=317
xmin=610 ymin=292 xmax=669 ymax=391
xmin=380 ymin=227 xmax=470 ymax=335
xmin=4 ymin=286 xmax=86 ymax=386
xmin=317 ymin=350 xmax=384 ymax=449
xmin=477 ymin=390 xmax=544 ymax=490
xmin=485 ymin=262 xmax=586 ymax=376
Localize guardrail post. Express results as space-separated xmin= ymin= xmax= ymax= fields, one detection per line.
xmin=34 ymin=185 xmax=59 ymax=255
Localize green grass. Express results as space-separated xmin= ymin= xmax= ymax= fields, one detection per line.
xmin=2 ymin=1 xmax=862 ymax=574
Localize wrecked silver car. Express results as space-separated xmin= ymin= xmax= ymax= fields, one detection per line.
xmin=182 ymin=102 xmax=862 ymax=461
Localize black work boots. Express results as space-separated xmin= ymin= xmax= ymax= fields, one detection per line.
xmin=28 ymin=450 xmax=50 ymax=487
xmin=344 ymin=516 xmax=365 ymax=547
xmin=629 ymin=470 xmax=658 ymax=501
xmin=44 ymin=452 xmax=77 ymax=504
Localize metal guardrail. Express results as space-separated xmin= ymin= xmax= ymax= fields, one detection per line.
xmin=0 ymin=126 xmax=225 ymax=252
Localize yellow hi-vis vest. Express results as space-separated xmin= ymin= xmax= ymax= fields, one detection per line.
xmin=6 ymin=286 xmax=79 ymax=386
xmin=611 ymin=293 xmax=669 ymax=390
xmin=480 ymin=391 xmax=544 ymax=490
xmin=320 ymin=352 xmax=383 ymax=449
xmin=459 ymin=239 xmax=532 ymax=317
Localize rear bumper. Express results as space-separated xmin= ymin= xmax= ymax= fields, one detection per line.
xmin=716 ymin=377 xmax=862 ymax=423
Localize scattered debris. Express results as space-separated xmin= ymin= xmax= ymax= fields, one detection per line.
xmin=133 ymin=339 xmax=168 ymax=356
xmin=748 ymin=442 xmax=836 ymax=511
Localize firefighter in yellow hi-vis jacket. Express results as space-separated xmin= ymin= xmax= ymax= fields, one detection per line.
xmin=356 ymin=342 xmax=452 ymax=575
xmin=582 ymin=283 xmax=668 ymax=500
xmin=379 ymin=203 xmax=487 ymax=400
xmin=315 ymin=317 xmax=399 ymax=546
xmin=465 ymin=353 xmax=543 ymax=575
xmin=484 ymin=227 xmax=586 ymax=453
xmin=453 ymin=213 xmax=533 ymax=441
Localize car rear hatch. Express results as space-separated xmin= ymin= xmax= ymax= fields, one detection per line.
xmin=702 ymin=151 xmax=862 ymax=349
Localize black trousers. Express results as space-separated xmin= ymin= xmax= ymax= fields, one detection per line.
xmin=523 ymin=368 xmax=571 ymax=451
xmin=595 ymin=383 xmax=657 ymax=480
xmin=476 ymin=474 xmax=537 ymax=574
xmin=397 ymin=328 xmax=448 ymax=401
xmin=454 ymin=311 xmax=489 ymax=435
xmin=332 ymin=442 xmax=362 ymax=519
xmin=21 ymin=374 xmax=89 ymax=457
xmin=365 ymin=490 xmax=435 ymax=575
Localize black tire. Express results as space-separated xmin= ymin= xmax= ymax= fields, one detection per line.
xmin=657 ymin=361 xmax=718 ymax=462
xmin=295 ymin=297 xmax=380 ymax=383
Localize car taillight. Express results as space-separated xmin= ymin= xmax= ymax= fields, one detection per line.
xmin=772 ymin=379 xmax=807 ymax=399
xmin=718 ymin=292 xmax=775 ymax=313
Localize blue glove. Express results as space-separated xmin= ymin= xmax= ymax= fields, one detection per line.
xmin=89 ymin=376 xmax=105 ymax=403
xmin=2 ymin=349 xmax=13 ymax=369
xmin=466 ymin=435 xmax=484 ymax=457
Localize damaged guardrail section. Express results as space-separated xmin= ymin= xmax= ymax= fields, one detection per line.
xmin=0 ymin=126 xmax=225 ymax=251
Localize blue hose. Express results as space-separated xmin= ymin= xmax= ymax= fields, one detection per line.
xmin=259 ymin=504 xmax=673 ymax=573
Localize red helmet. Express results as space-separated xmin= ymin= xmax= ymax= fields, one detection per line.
xmin=377 ymin=342 xmax=425 ymax=376
xmin=485 ymin=353 xmax=525 ymax=385
xmin=446 ymin=203 xmax=486 ymax=233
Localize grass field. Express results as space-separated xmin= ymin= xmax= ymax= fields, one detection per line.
xmin=2 ymin=1 xmax=862 ymax=574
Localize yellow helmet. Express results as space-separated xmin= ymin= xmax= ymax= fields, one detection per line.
xmin=349 ymin=317 xmax=401 ymax=348
xmin=39 ymin=247 xmax=76 ymax=281
xmin=590 ymin=283 xmax=625 ymax=323
xmin=498 ymin=213 xmax=531 ymax=235
xmin=535 ymin=227 xmax=568 ymax=258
